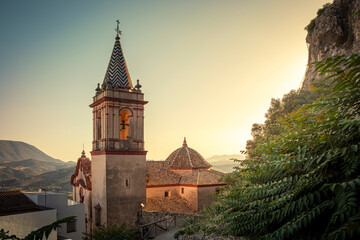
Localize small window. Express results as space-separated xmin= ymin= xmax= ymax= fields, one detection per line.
xmin=181 ymin=188 xmax=184 ymax=194
xmin=165 ymin=191 xmax=169 ymax=197
xmin=94 ymin=204 xmax=101 ymax=226
xmin=126 ymin=179 xmax=129 ymax=187
xmin=67 ymin=219 xmax=76 ymax=233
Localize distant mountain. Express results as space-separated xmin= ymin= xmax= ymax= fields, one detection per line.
xmin=0 ymin=165 xmax=34 ymax=182
xmin=206 ymin=154 xmax=245 ymax=173
xmin=0 ymin=166 xmax=75 ymax=192
xmin=0 ymin=159 xmax=75 ymax=182
xmin=0 ymin=140 xmax=63 ymax=163
xmin=0 ymin=140 xmax=76 ymax=192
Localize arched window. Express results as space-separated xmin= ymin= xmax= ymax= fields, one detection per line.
xmin=120 ymin=108 xmax=132 ymax=140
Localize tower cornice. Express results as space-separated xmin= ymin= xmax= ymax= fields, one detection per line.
xmin=90 ymin=96 xmax=148 ymax=108
xmin=90 ymin=150 xmax=147 ymax=156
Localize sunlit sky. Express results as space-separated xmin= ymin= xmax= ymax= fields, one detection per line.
xmin=0 ymin=0 xmax=329 ymax=161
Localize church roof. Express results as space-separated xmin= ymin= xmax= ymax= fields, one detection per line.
xmin=146 ymin=161 xmax=225 ymax=186
xmin=103 ymin=34 xmax=133 ymax=89
xmin=180 ymin=169 xmax=224 ymax=185
xmin=146 ymin=161 xmax=180 ymax=186
xmin=165 ymin=138 xmax=212 ymax=169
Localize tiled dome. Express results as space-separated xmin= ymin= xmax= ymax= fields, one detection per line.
xmin=165 ymin=138 xmax=211 ymax=169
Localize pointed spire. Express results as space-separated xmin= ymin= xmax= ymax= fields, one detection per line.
xmin=103 ymin=21 xmax=133 ymax=89
xmin=81 ymin=144 xmax=86 ymax=158
xmin=183 ymin=137 xmax=188 ymax=147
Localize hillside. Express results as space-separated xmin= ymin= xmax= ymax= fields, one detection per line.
xmin=0 ymin=159 xmax=75 ymax=182
xmin=0 ymin=140 xmax=63 ymax=163
xmin=301 ymin=0 xmax=360 ymax=89
xmin=0 ymin=166 xmax=75 ymax=192
xmin=206 ymin=154 xmax=245 ymax=173
xmin=0 ymin=140 xmax=76 ymax=192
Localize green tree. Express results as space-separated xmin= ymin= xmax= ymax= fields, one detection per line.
xmin=195 ymin=53 xmax=360 ymax=240
xmin=83 ymin=223 xmax=135 ymax=240
xmin=0 ymin=217 xmax=75 ymax=240
xmin=246 ymin=89 xmax=320 ymax=154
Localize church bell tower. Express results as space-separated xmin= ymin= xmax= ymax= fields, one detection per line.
xmin=90 ymin=22 xmax=147 ymax=227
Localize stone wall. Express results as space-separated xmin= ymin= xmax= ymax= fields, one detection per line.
xmin=178 ymin=233 xmax=246 ymax=240
xmin=140 ymin=210 xmax=197 ymax=227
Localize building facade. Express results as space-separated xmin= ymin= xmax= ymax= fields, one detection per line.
xmin=71 ymin=25 xmax=225 ymax=230
xmin=0 ymin=190 xmax=57 ymax=240
xmin=89 ymin=27 xmax=147 ymax=228
xmin=24 ymin=191 xmax=85 ymax=240
xmin=145 ymin=138 xmax=225 ymax=213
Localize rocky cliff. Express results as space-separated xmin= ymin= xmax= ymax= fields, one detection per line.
xmin=301 ymin=0 xmax=360 ymax=89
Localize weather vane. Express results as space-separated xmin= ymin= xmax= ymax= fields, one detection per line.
xmin=115 ymin=20 xmax=122 ymax=36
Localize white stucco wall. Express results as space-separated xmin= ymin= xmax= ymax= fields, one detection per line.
xmin=57 ymin=201 xmax=85 ymax=240
xmin=25 ymin=192 xmax=68 ymax=208
xmin=24 ymin=192 xmax=85 ymax=239
xmin=0 ymin=209 xmax=57 ymax=240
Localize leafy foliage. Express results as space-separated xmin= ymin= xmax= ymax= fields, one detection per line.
xmin=246 ymin=88 xmax=320 ymax=155
xmin=196 ymin=53 xmax=360 ymax=239
xmin=174 ymin=215 xmax=220 ymax=239
xmin=0 ymin=216 xmax=75 ymax=240
xmin=83 ymin=223 xmax=135 ymax=240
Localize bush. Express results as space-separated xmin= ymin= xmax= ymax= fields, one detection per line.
xmin=83 ymin=223 xmax=135 ymax=240
xmin=201 ymin=54 xmax=360 ymax=240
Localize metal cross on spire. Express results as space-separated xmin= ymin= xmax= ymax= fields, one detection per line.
xmin=115 ymin=20 xmax=122 ymax=36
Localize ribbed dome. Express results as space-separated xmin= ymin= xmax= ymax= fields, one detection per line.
xmin=165 ymin=138 xmax=211 ymax=169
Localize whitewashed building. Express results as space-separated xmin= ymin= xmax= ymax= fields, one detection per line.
xmin=0 ymin=190 xmax=57 ymax=240
xmin=25 ymin=191 xmax=85 ymax=240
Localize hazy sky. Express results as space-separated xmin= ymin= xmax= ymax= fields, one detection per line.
xmin=0 ymin=0 xmax=329 ymax=161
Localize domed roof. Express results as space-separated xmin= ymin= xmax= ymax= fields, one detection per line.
xmin=165 ymin=138 xmax=211 ymax=169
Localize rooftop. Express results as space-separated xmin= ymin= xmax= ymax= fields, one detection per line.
xmin=165 ymin=138 xmax=212 ymax=169
xmin=0 ymin=190 xmax=48 ymax=216
xmin=146 ymin=161 xmax=225 ymax=186
xmin=102 ymin=31 xmax=132 ymax=89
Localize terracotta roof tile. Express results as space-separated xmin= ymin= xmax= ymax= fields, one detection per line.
xmin=165 ymin=139 xmax=211 ymax=169
xmin=180 ymin=169 xmax=225 ymax=185
xmin=146 ymin=161 xmax=225 ymax=186
xmin=0 ymin=190 xmax=39 ymax=215
xmin=144 ymin=196 xmax=196 ymax=214
xmin=146 ymin=161 xmax=180 ymax=186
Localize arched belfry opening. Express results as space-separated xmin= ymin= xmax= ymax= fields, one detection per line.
xmin=120 ymin=108 xmax=132 ymax=140
xmin=96 ymin=111 xmax=101 ymax=141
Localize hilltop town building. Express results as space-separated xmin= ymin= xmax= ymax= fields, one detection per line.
xmin=146 ymin=138 xmax=225 ymax=213
xmin=0 ymin=190 xmax=56 ymax=240
xmin=71 ymin=24 xmax=225 ymax=231
xmin=24 ymin=191 xmax=85 ymax=240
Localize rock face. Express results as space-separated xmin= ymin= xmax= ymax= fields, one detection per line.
xmin=301 ymin=0 xmax=360 ymax=90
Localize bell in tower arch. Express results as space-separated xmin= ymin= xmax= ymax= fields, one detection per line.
xmin=120 ymin=107 xmax=132 ymax=140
